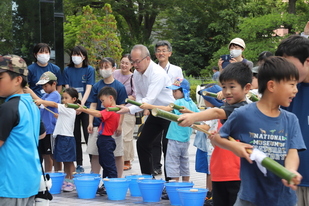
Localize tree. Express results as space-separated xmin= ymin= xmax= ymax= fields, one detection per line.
xmin=63 ymin=0 xmax=177 ymax=52
xmin=0 ymin=0 xmax=14 ymax=55
xmin=64 ymin=4 xmax=123 ymax=66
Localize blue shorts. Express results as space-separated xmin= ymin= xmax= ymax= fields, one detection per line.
xmin=53 ymin=135 xmax=76 ymax=162
xmin=195 ymin=148 xmax=209 ymax=174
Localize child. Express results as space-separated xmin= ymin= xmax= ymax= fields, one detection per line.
xmin=275 ymin=34 xmax=309 ymax=206
xmin=63 ymin=45 xmax=95 ymax=173
xmin=195 ymin=83 xmax=223 ymax=205
xmin=26 ymin=71 xmax=61 ymax=172
xmin=178 ymin=62 xmax=252 ymax=206
xmin=87 ymin=57 xmax=127 ymax=178
xmin=140 ymin=78 xmax=199 ymax=182
xmin=77 ymin=86 xmax=120 ymax=179
xmin=33 ymin=87 xmax=79 ymax=192
xmin=28 ymin=43 xmax=64 ymax=97
xmin=211 ymin=56 xmax=306 ymax=206
xmin=0 ymin=55 xmax=41 ymax=205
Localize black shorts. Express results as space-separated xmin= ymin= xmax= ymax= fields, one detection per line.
xmin=38 ymin=134 xmax=52 ymax=155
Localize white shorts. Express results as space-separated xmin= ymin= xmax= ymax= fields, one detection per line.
xmin=87 ymin=127 xmax=123 ymax=157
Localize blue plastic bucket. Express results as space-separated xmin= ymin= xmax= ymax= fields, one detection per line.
xmin=103 ymin=178 xmax=131 ymax=200
xmin=46 ymin=172 xmax=66 ymax=194
xmin=73 ymin=176 xmax=101 ymax=199
xmin=73 ymin=173 xmax=100 ymax=178
xmin=125 ymin=174 xmax=153 ymax=196
xmin=137 ymin=179 xmax=165 ymax=202
xmin=165 ymin=182 xmax=194 ymax=205
xmin=177 ymin=188 xmax=207 ymax=206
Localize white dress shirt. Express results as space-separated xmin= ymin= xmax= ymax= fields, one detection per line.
xmin=160 ymin=62 xmax=183 ymax=82
xmin=129 ymin=60 xmax=175 ymax=114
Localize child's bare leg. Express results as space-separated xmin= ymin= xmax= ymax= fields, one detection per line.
xmin=53 ymin=159 xmax=62 ymax=172
xmin=207 ymin=174 xmax=212 ymax=191
xmin=64 ymin=162 xmax=75 ymax=179
xmin=182 ymin=176 xmax=190 ymax=182
xmin=91 ymin=155 xmax=101 ymax=174
xmin=115 ymin=156 xmax=124 ymax=178
xmin=43 ymin=154 xmax=53 ymax=172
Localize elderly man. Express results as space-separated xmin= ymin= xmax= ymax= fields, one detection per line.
xmin=117 ymin=44 xmax=174 ymax=179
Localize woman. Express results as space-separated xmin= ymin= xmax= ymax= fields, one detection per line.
xmin=113 ymin=54 xmax=136 ymax=171
xmin=63 ymin=45 xmax=95 ymax=173
xmin=218 ymin=38 xmax=253 ymax=72
xmin=28 ymin=43 xmax=64 ymax=98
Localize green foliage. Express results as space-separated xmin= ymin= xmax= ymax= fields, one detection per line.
xmin=64 ymin=4 xmax=123 ymax=67
xmin=0 ymin=0 xmax=13 ymax=55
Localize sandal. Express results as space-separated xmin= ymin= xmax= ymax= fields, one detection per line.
xmin=123 ymin=165 xmax=131 ymax=171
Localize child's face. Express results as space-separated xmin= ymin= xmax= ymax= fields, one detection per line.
xmin=284 ymin=56 xmax=309 ymax=83
xmin=251 ymin=76 xmax=258 ymax=90
xmin=0 ymin=72 xmax=21 ymax=97
xmin=100 ymin=95 xmax=114 ymax=108
xmin=62 ymin=92 xmax=76 ymax=104
xmin=221 ymin=80 xmax=250 ymax=104
xmin=273 ymin=79 xmax=298 ymax=107
xmin=42 ymin=82 xmax=56 ymax=94
xmin=172 ymin=89 xmax=183 ymax=100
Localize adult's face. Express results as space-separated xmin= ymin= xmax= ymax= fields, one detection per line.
xmin=130 ymin=49 xmax=150 ymax=74
xmin=155 ymin=45 xmax=171 ymax=63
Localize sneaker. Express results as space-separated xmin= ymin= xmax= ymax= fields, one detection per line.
xmin=61 ymin=181 xmax=67 ymax=190
xmin=204 ymin=191 xmax=213 ymax=206
xmin=63 ymin=182 xmax=75 ymax=192
xmin=96 ymin=185 xmax=106 ymax=196
xmin=76 ymin=165 xmax=84 ymax=173
xmin=153 ymin=168 xmax=162 ymax=176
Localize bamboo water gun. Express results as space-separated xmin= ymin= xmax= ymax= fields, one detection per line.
xmin=202 ymin=91 xmax=259 ymax=102
xmin=151 ymin=108 xmax=296 ymax=184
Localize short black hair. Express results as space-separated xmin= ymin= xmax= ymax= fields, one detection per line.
xmin=6 ymin=70 xmax=27 ymax=87
xmin=63 ymin=87 xmax=79 ymax=104
xmin=219 ymin=62 xmax=252 ymax=88
xmin=212 ymin=66 xmax=219 ymax=71
xmin=99 ymin=57 xmax=116 ymax=68
xmin=68 ymin=45 xmax=89 ymax=67
xmin=155 ymin=40 xmax=172 ymax=52
xmin=258 ymin=51 xmax=273 ymax=62
xmin=275 ymin=35 xmax=309 ymax=65
xmin=98 ymin=86 xmax=117 ymax=102
xmin=33 ymin=43 xmax=50 ymax=62
xmin=258 ymin=56 xmax=299 ymax=94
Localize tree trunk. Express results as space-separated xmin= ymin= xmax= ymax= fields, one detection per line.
xmin=288 ymin=0 xmax=297 ymax=14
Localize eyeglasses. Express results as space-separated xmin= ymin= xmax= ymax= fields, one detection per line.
xmin=130 ymin=56 xmax=148 ymax=65
xmin=155 ymin=50 xmax=169 ymax=54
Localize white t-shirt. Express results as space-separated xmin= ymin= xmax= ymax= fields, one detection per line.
xmin=53 ymin=104 xmax=76 ymax=137
xmin=159 ymin=62 xmax=183 ymax=82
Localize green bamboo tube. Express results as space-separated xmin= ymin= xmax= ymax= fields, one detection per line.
xmin=106 ymin=107 xmax=120 ymax=111
xmin=65 ymin=103 xmax=87 ymax=109
xmin=152 ymin=108 xmax=182 ymax=123
xmin=247 ymin=92 xmax=259 ymax=102
xmin=201 ymin=91 xmax=218 ymax=98
xmin=125 ymin=98 xmax=142 ymax=106
xmin=169 ymin=103 xmax=184 ymax=110
xmin=261 ymin=157 xmax=296 ymax=183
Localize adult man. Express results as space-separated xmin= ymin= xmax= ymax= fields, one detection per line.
xmin=152 ymin=40 xmax=184 ymax=175
xmin=276 ymin=34 xmax=309 ymax=206
xmin=117 ymin=44 xmax=175 ymax=178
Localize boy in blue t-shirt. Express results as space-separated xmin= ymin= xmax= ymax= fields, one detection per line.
xmin=212 ymin=56 xmax=306 ymax=206
xmin=141 ymin=78 xmax=199 ymax=182
xmin=0 ymin=55 xmax=41 ymax=205
xmin=25 ymin=71 xmax=61 ymax=173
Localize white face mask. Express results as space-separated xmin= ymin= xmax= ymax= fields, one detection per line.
xmin=230 ymin=49 xmax=242 ymax=58
xmin=99 ymin=69 xmax=113 ymax=78
xmin=37 ymin=54 xmax=50 ymax=65
xmin=72 ymin=56 xmax=83 ymax=65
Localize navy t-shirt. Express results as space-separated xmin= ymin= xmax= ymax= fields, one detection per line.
xmin=88 ymin=79 xmax=127 ymax=127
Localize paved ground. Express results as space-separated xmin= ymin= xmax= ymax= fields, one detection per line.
xmin=49 ymin=129 xmax=206 ymax=205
